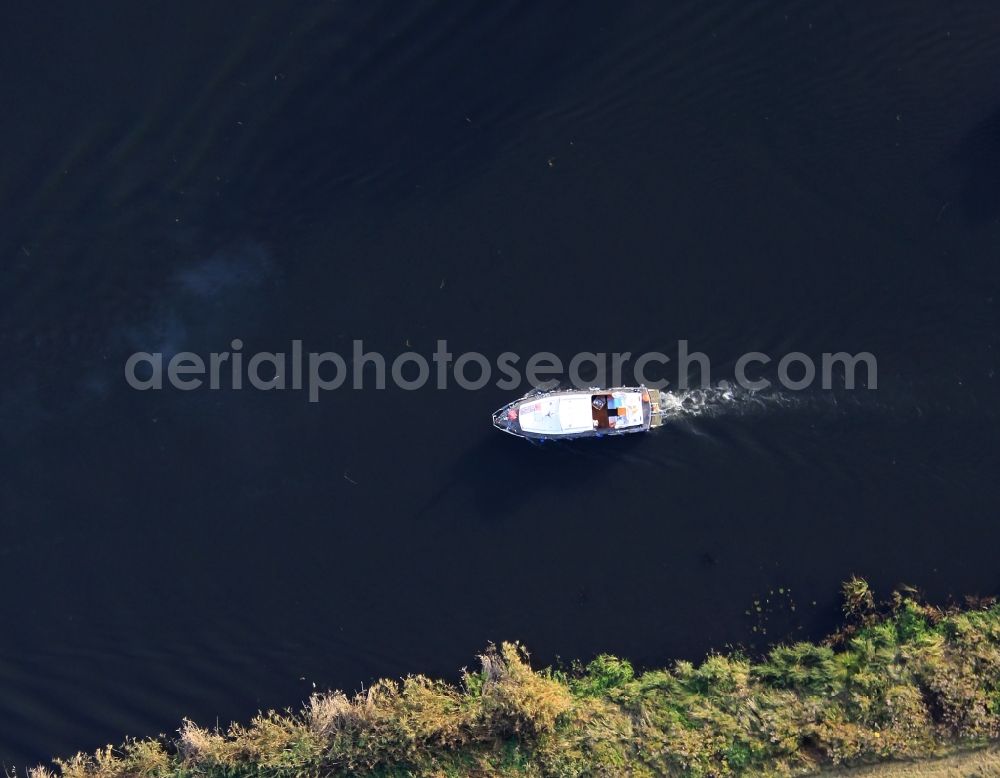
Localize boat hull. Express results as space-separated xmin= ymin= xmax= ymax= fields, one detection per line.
xmin=492 ymin=386 xmax=665 ymax=440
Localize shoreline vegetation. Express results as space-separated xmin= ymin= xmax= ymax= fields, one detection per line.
xmin=36 ymin=579 xmax=1000 ymax=777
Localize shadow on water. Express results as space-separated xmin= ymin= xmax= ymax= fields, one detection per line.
xmin=415 ymin=432 xmax=650 ymax=532
xmin=957 ymin=104 xmax=1000 ymax=223
xmin=415 ymin=383 xmax=859 ymax=531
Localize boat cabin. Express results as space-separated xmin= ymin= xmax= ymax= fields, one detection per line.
xmin=515 ymin=391 xmax=645 ymax=436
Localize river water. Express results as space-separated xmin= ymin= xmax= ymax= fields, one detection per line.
xmin=2 ymin=1 xmax=999 ymax=766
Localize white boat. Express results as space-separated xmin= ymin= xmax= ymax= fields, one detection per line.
xmin=492 ymin=386 xmax=668 ymax=440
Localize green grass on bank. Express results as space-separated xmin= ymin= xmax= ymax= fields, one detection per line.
xmin=35 ymin=580 xmax=1000 ymax=777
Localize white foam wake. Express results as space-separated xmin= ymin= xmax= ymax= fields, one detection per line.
xmin=659 ymin=381 xmax=812 ymax=420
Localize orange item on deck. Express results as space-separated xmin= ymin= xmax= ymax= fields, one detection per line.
xmin=617 ymin=407 xmax=626 ymax=416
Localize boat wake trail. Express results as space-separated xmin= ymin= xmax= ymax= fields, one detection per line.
xmin=658 ymin=381 xmax=818 ymax=421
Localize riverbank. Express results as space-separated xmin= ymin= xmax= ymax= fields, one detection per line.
xmin=820 ymin=745 xmax=1000 ymax=776
xmin=40 ymin=581 xmax=1000 ymax=777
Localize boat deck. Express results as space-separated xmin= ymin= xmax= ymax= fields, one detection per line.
xmin=592 ymin=397 xmax=611 ymax=429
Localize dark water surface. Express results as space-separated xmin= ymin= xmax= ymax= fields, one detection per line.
xmin=3 ymin=1 xmax=1000 ymax=766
